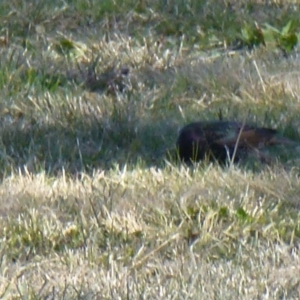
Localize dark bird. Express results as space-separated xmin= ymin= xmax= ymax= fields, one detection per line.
xmin=177 ymin=121 xmax=295 ymax=164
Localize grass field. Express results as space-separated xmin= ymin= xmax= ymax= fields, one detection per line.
xmin=1 ymin=0 xmax=300 ymax=299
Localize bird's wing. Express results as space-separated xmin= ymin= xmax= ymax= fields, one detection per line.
xmin=214 ymin=128 xmax=277 ymax=148
xmin=215 ymin=127 xmax=297 ymax=148
xmin=214 ymin=129 xmax=257 ymax=147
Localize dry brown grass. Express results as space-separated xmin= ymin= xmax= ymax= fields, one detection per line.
xmin=1 ymin=167 xmax=300 ymax=298
xmin=0 ymin=0 xmax=300 ymax=299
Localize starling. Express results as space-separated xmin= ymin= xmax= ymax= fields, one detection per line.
xmin=177 ymin=121 xmax=295 ymax=164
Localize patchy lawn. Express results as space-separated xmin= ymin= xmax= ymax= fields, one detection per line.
xmin=0 ymin=0 xmax=300 ymax=298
